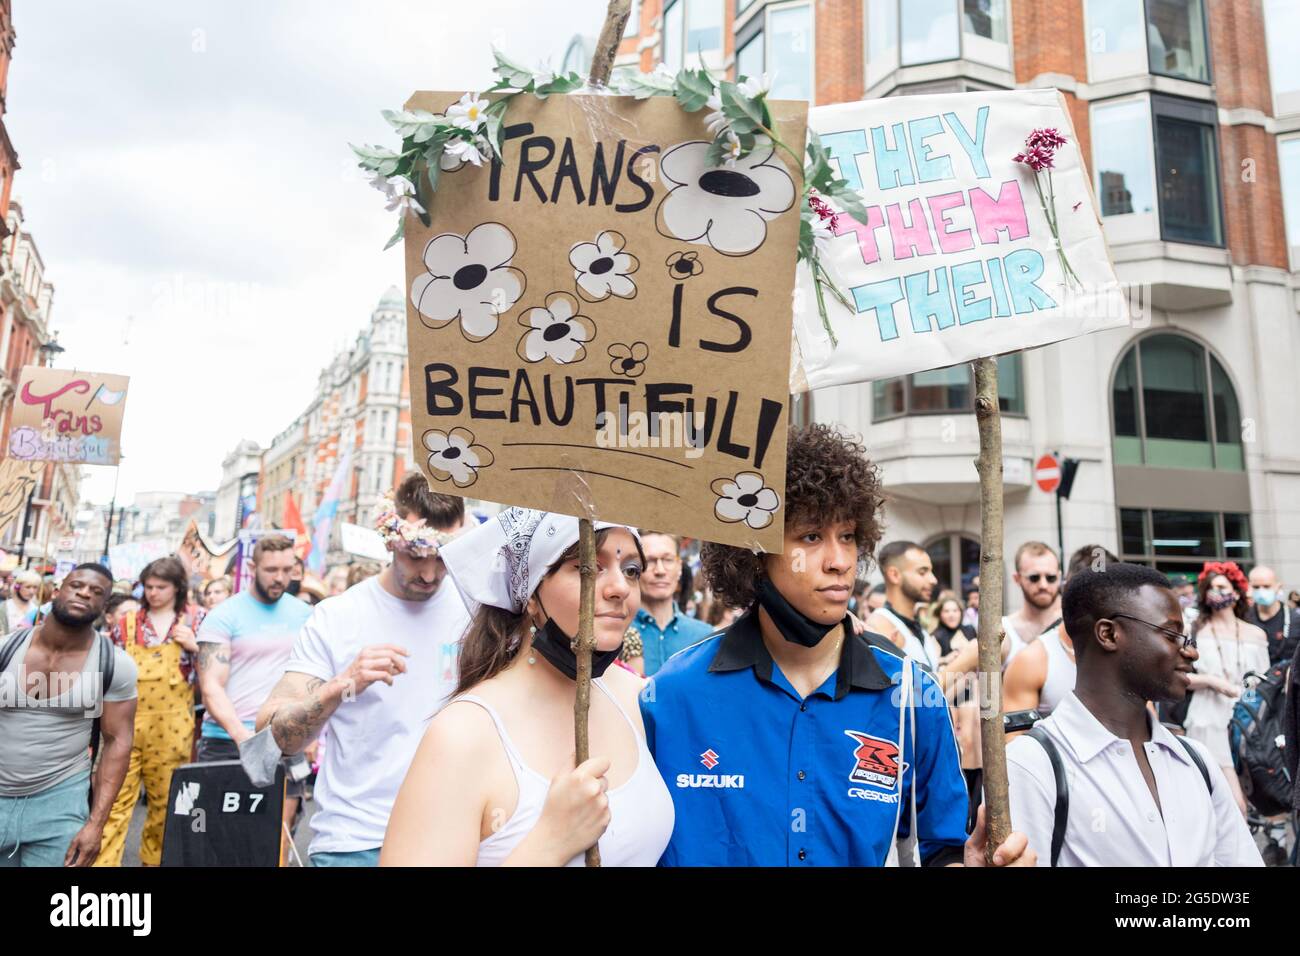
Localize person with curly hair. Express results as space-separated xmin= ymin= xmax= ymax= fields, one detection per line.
xmin=640 ymin=424 xmax=1033 ymax=867
xmin=1184 ymin=561 xmax=1269 ymax=817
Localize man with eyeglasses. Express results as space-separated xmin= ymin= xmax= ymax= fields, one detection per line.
xmin=1002 ymin=541 xmax=1062 ymax=670
xmin=630 ymin=532 xmax=713 ymax=677
xmin=1006 ymin=563 xmax=1262 ymax=866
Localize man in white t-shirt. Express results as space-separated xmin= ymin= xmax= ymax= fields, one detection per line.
xmin=256 ymin=474 xmax=470 ymax=866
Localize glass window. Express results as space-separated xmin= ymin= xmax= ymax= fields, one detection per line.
xmin=1155 ymin=114 xmax=1222 ymax=245
xmin=624 ymin=0 xmax=641 ymax=37
xmin=736 ymin=30 xmax=764 ymax=81
xmin=1140 ymin=333 xmax=1210 ymax=469
xmin=1145 ymin=0 xmax=1209 ymax=83
xmin=866 ymin=0 xmax=899 ymax=88
xmin=962 ymin=0 xmax=1009 ymax=69
xmin=872 ymin=353 xmax=1024 ymax=419
xmin=1092 ymin=99 xmax=1156 ymax=218
xmin=1210 ymin=356 xmax=1243 ymax=470
xmin=769 ymin=4 xmax=814 ymax=101
xmin=928 ymin=535 xmax=952 ymax=595
xmin=1151 ymin=509 xmax=1218 ymax=557
xmin=1085 ymin=0 xmax=1147 ymax=81
xmin=996 ymin=352 xmax=1023 ymax=414
xmin=1120 ymin=508 xmax=1147 ymax=556
xmin=686 ymin=0 xmax=724 ymax=69
xmin=1280 ymin=137 xmax=1300 ymax=268
xmin=1223 ymin=513 xmax=1253 ymax=561
xmin=911 ymin=364 xmax=972 ymax=412
xmin=873 ymin=378 xmax=905 ymax=418
xmin=1265 ymin=0 xmax=1300 ymax=115
xmin=902 ymin=0 xmax=959 ymax=66
xmin=1112 ymin=347 xmax=1139 ymax=433
xmin=923 ymin=532 xmax=982 ymax=596
xmin=663 ymin=0 xmax=684 ymax=72
xmin=1112 ymin=335 xmax=1243 ymax=471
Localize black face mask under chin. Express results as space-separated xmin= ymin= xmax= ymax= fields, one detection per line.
xmin=756 ymin=577 xmax=844 ymax=648
xmin=530 ymin=611 xmax=622 ymax=681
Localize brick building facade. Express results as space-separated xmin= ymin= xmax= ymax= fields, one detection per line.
xmin=623 ymin=0 xmax=1300 ymax=593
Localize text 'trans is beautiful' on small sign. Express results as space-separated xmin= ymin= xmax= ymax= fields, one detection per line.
xmin=401 ymin=91 xmax=807 ymax=552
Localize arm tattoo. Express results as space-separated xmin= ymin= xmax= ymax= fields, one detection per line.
xmin=270 ymin=677 xmax=327 ymax=753
xmin=196 ymin=642 xmax=229 ymax=673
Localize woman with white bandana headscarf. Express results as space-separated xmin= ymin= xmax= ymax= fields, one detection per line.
xmin=381 ymin=508 xmax=674 ymax=866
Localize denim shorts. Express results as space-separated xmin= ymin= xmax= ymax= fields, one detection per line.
xmin=309 ymin=847 xmax=382 ymax=867
xmin=0 ymin=771 xmax=91 ymax=867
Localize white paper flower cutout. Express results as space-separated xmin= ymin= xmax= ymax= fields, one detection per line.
xmin=423 ymin=427 xmax=494 ymax=488
xmin=711 ymin=472 xmax=781 ymax=529
xmin=569 ymin=230 xmax=639 ymax=302
xmin=516 ymin=292 xmax=596 ymax=364
xmin=410 ymin=222 xmax=525 ymax=342
xmin=655 ymin=141 xmax=796 ymax=257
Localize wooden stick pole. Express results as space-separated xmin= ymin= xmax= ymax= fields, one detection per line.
xmin=574 ymin=0 xmax=631 ymax=868
xmin=587 ymin=0 xmax=633 ymax=88
xmin=575 ymin=518 xmax=600 ymax=867
xmin=973 ymin=357 xmax=1010 ymax=861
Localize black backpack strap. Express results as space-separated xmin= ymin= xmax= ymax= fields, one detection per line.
xmin=88 ymin=634 xmax=118 ymax=810
xmin=1026 ymin=725 xmax=1068 ymax=867
xmin=1175 ymin=734 xmax=1213 ymax=794
xmin=0 ymin=627 xmax=33 ymax=673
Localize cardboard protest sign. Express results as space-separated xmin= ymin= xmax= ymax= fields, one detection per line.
xmin=7 ymin=367 xmax=130 ymax=465
xmin=791 ymin=89 xmax=1127 ymax=392
xmin=402 ymin=92 xmax=807 ymax=551
xmin=109 ymin=538 xmax=170 ymax=581
xmin=0 ymin=457 xmax=44 ymax=541
xmin=178 ymin=518 xmax=235 ymax=581
xmin=340 ymin=521 xmax=389 ymax=563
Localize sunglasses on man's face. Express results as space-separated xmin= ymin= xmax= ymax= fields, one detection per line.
xmin=1026 ymin=573 xmax=1059 ymax=584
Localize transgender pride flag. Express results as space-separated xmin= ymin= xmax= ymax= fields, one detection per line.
xmin=308 ymin=449 xmax=352 ymax=575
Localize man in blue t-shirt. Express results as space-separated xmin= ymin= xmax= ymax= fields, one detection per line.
xmin=631 ymin=531 xmax=714 ymax=676
xmin=642 ymin=424 xmax=1034 ymax=867
xmin=195 ymin=536 xmax=312 ymax=843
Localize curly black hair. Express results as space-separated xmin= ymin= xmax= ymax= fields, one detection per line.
xmin=700 ymin=423 xmax=885 ymax=608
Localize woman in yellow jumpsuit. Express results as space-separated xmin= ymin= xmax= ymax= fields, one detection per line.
xmin=95 ymin=556 xmax=204 ymax=867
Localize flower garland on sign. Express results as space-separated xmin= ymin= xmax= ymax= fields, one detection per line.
xmin=1014 ymin=128 xmax=1083 ymax=291
xmin=353 ymin=53 xmax=868 ymax=341
xmin=373 ymin=493 xmax=461 ymax=556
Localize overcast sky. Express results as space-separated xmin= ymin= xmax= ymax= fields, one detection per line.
xmin=8 ymin=0 xmax=609 ymax=507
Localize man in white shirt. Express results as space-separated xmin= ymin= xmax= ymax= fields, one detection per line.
xmin=1007 ymin=562 xmax=1262 ymax=867
xmin=256 ymin=474 xmax=470 ymax=866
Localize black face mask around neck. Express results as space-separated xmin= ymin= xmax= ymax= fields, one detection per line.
xmin=530 ymin=617 xmax=622 ymax=681
xmin=756 ymin=577 xmax=844 ymax=648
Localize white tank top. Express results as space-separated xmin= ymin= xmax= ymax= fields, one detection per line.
xmin=458 ymin=679 xmax=675 ymax=867
xmin=1002 ymin=616 xmax=1028 ymax=671
xmin=876 ymin=607 xmax=939 ymax=669
xmin=1037 ymin=625 xmax=1076 ymax=716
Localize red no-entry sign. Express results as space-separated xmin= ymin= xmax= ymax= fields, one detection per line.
xmin=1035 ymin=453 xmax=1062 ymax=493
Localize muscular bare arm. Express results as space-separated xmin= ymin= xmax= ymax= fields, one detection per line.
xmin=256 ymin=671 xmax=340 ymax=755
xmin=1002 ymin=638 xmax=1048 ymax=730
xmin=67 ymin=697 xmax=136 ymax=866
xmin=196 ymin=640 xmax=249 ymax=742
xmin=257 ymin=643 xmax=411 ymax=754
